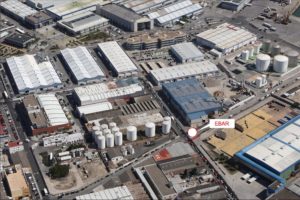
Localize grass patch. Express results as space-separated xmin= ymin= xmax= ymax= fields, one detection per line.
xmin=80 ymin=31 xmax=109 ymax=42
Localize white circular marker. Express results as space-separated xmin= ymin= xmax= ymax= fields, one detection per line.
xmin=188 ymin=128 xmax=197 ymax=138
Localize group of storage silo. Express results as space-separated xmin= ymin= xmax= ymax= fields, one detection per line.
xmin=92 ymin=116 xmax=172 ymax=150
xmin=255 ymin=40 xmax=299 ymax=73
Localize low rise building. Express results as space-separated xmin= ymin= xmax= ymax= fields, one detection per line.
xmin=0 ymin=0 xmax=37 ymax=21
xmin=219 ymin=0 xmax=251 ymax=11
xmin=76 ymin=186 xmax=134 ymax=200
xmin=96 ymin=4 xmax=153 ymax=32
xmin=42 ymin=132 xmax=83 ymax=147
xmin=162 ymin=78 xmax=221 ymax=125
xmin=97 ymin=41 xmax=138 ymax=77
xmin=57 ymin=11 xmax=108 ymax=36
xmin=76 ymin=102 xmax=113 ymax=117
xmin=170 ymin=42 xmax=204 ymax=63
xmin=25 ymin=11 xmax=53 ymax=29
xmin=4 ymin=165 xmax=30 ymax=200
xmin=4 ymin=33 xmax=35 ymax=48
xmin=196 ymin=23 xmax=257 ymax=55
xmin=5 ymin=140 xmax=24 ymax=154
xmin=20 ymin=94 xmax=71 ymax=136
xmin=122 ymin=0 xmax=175 ymax=14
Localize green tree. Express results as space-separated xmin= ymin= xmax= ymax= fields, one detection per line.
xmin=49 ymin=165 xmax=69 ymax=179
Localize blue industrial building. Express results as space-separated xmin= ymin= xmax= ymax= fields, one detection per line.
xmin=236 ymin=114 xmax=300 ymax=195
xmin=162 ymin=78 xmax=221 ymax=125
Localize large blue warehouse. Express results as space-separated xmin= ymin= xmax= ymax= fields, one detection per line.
xmin=162 ymin=78 xmax=221 ymax=125
xmin=236 ymin=114 xmax=300 ymax=194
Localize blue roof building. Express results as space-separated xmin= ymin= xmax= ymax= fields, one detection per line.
xmin=162 ymin=78 xmax=221 ymax=125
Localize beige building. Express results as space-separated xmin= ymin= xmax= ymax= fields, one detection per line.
xmin=4 ymin=165 xmax=30 ymax=200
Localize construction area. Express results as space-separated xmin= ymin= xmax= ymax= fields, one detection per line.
xmin=206 ymin=100 xmax=297 ymax=157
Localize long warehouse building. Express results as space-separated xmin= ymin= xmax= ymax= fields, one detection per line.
xmin=150 ymin=60 xmax=219 ymax=85
xmin=97 ymin=41 xmax=138 ymax=77
xmin=6 ymin=54 xmax=62 ymax=94
xmin=196 ymin=23 xmax=257 ymax=55
xmin=236 ymin=114 xmax=300 ymax=194
xmin=171 ymin=42 xmax=204 ymax=63
xmin=60 ymin=46 xmax=105 ymax=85
xmin=0 ymin=0 xmax=37 ymax=21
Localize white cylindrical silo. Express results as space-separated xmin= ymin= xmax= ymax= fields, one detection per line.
xmin=103 ymin=129 xmax=111 ymax=136
xmin=145 ymin=122 xmax=155 ymax=137
xmin=127 ymin=126 xmax=137 ymax=141
xmin=96 ymin=135 xmax=105 ymax=150
xmin=162 ymin=120 xmax=171 ymax=134
xmin=111 ymin=127 xmax=120 ymax=134
xmin=262 ymin=39 xmax=272 ymax=53
xmin=261 ymin=74 xmax=267 ymax=84
xmin=109 ymin=122 xmax=117 ymax=128
xmin=271 ymin=44 xmax=281 ymax=56
xmin=101 ymin=124 xmax=108 ymax=130
xmin=254 ymin=42 xmax=262 ymax=55
xmin=255 ymin=77 xmax=263 ymax=88
xmin=256 ymin=54 xmax=271 ymax=72
xmin=92 ymin=126 xmax=100 ymax=137
xmin=115 ymin=132 xmax=123 ymax=146
xmin=164 ymin=116 xmax=171 ymax=122
xmin=273 ymin=55 xmax=288 ymax=73
xmin=106 ymin=134 xmax=114 ymax=148
xmin=241 ymin=50 xmax=249 ymax=61
xmin=249 ymin=47 xmax=254 ymax=57
xmin=285 ymin=50 xmax=299 ymax=68
xmin=128 ymin=147 xmax=135 ymax=155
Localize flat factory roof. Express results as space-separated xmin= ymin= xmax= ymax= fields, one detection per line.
xmin=171 ymin=42 xmax=204 ymax=61
xmin=196 ymin=23 xmax=256 ymax=50
xmin=98 ymin=41 xmax=137 ymax=74
xmin=57 ymin=11 xmax=108 ymax=33
xmin=77 ymin=102 xmax=113 ymax=116
xmin=123 ymin=0 xmax=169 ymax=14
xmin=36 ymin=94 xmax=69 ymax=126
xmin=76 ymin=186 xmax=134 ymax=200
xmin=148 ymin=0 xmax=202 ymax=24
xmin=0 ymin=0 xmax=37 ymax=19
xmin=6 ymin=169 xmax=28 ymax=195
xmin=239 ymin=115 xmax=300 ymax=174
xmin=61 ymin=46 xmax=105 ymax=82
xmin=6 ymin=54 xmax=62 ymax=93
xmin=150 ymin=60 xmax=218 ymax=83
xmin=100 ymin=4 xmax=143 ymax=22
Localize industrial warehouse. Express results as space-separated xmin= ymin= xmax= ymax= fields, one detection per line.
xmin=236 ymin=115 xmax=300 ymax=193
xmin=6 ymin=54 xmax=62 ymax=94
xmin=196 ymin=23 xmax=257 ymax=54
xmin=162 ymin=78 xmax=221 ymax=125
xmin=0 ymin=0 xmax=37 ymax=21
xmin=171 ymin=42 xmax=204 ymax=63
xmin=60 ymin=46 xmax=105 ymax=84
xmin=97 ymin=41 xmax=138 ymax=77
xmin=219 ymin=0 xmax=251 ymax=11
xmin=150 ymin=60 xmax=219 ymax=85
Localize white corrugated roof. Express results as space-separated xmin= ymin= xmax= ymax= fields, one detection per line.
xmin=97 ymin=41 xmax=137 ymax=74
xmin=196 ymin=23 xmax=257 ymax=50
xmin=245 ymin=120 xmax=300 ymax=173
xmin=74 ymin=82 xmax=143 ymax=105
xmin=36 ymin=94 xmax=69 ymax=126
xmin=171 ymin=42 xmax=204 ymax=61
xmin=6 ymin=54 xmax=62 ymax=93
xmin=77 ymin=102 xmax=113 ymax=116
xmin=150 ymin=60 xmax=219 ymax=82
xmin=76 ymin=186 xmax=134 ymax=200
xmin=61 ymin=46 xmax=105 ymax=83
xmin=0 ymin=0 xmax=37 ymax=19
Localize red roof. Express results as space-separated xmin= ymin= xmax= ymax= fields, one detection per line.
xmin=7 ymin=140 xmax=22 ymax=148
xmin=153 ymin=148 xmax=171 ymax=161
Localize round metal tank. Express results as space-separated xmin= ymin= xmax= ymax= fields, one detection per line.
xmin=271 ymin=44 xmax=281 ymax=56
xmin=96 ymin=135 xmax=105 ymax=150
xmin=262 ymin=39 xmax=272 ymax=53
xmin=109 ymin=122 xmax=117 ymax=128
xmin=162 ymin=120 xmax=171 ymax=134
xmin=256 ymin=54 xmax=271 ymax=72
xmin=254 ymin=42 xmax=262 ymax=55
xmin=101 ymin=124 xmax=108 ymax=130
xmin=111 ymin=127 xmax=120 ymax=134
xmin=145 ymin=122 xmax=155 ymax=137
xmin=93 ymin=130 xmax=102 ymax=139
xmin=241 ymin=50 xmax=249 ymax=61
xmin=255 ymin=77 xmax=263 ymax=88
xmin=249 ymin=47 xmax=254 ymax=57
xmin=285 ymin=50 xmax=299 ymax=68
xmin=106 ymin=134 xmax=114 ymax=148
xmin=103 ymin=129 xmax=111 ymax=136
xmin=114 ymin=132 xmax=123 ymax=146
xmin=273 ymin=55 xmax=289 ymax=73
xmin=127 ymin=126 xmax=137 ymax=141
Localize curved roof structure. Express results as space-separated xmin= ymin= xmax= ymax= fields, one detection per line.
xmin=6 ymin=54 xmax=62 ymax=93
xmin=61 ymin=46 xmax=105 ymax=83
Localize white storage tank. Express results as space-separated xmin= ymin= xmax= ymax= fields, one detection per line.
xmin=128 ymin=147 xmax=135 ymax=155
xmin=255 ymin=77 xmax=263 ymax=88
xmin=101 ymin=124 xmax=109 ymax=130
xmin=106 ymin=134 xmax=114 ymax=148
xmin=103 ymin=129 xmax=111 ymax=136
xmin=261 ymin=74 xmax=267 ymax=84
xmin=111 ymin=127 xmax=120 ymax=134
xmin=127 ymin=126 xmax=137 ymax=141
xmin=256 ymin=54 xmax=271 ymax=72
xmin=96 ymin=135 xmax=105 ymax=150
xmin=145 ymin=122 xmax=156 ymax=137
xmin=271 ymin=44 xmax=281 ymax=56
xmin=254 ymin=42 xmax=262 ymax=55
xmin=162 ymin=120 xmax=171 ymax=134
xmin=273 ymin=55 xmax=289 ymax=73
xmin=164 ymin=116 xmax=171 ymax=122
xmin=262 ymin=39 xmax=272 ymax=53
xmin=109 ymin=122 xmax=117 ymax=128
xmin=249 ymin=47 xmax=254 ymax=57
xmin=285 ymin=50 xmax=299 ymax=68
xmin=115 ymin=132 xmax=123 ymax=146
xmin=241 ymin=50 xmax=249 ymax=61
